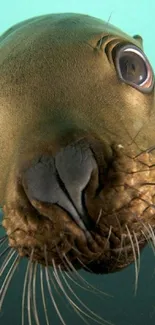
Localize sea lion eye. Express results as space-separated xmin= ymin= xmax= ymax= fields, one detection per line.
xmin=112 ymin=44 xmax=154 ymax=93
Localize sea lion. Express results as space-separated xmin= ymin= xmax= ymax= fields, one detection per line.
xmin=0 ymin=12 xmax=155 ymax=324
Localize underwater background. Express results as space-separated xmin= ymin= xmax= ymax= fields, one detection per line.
xmin=0 ymin=0 xmax=155 ymax=324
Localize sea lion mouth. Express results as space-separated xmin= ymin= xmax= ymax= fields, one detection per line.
xmin=3 ymin=137 xmax=155 ymax=273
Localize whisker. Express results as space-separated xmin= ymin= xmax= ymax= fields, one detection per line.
xmin=44 ymin=245 xmax=67 ymax=325
xmin=54 ymin=253 xmax=84 ymax=287
xmin=146 ymin=145 xmax=155 ymax=153
xmin=148 ymin=223 xmax=155 ymax=248
xmin=133 ymin=231 xmax=141 ymax=287
xmin=54 ymin=244 xmax=99 ymax=296
xmin=76 ymin=256 xmax=94 ymax=272
xmin=0 ymin=236 xmax=8 ymax=248
xmin=0 ymin=247 xmax=16 ymax=276
xmin=58 ymin=264 xmax=112 ymax=325
xmin=53 ymin=253 xmax=84 ymax=293
xmin=0 ymin=246 xmax=11 ymax=259
xmin=140 ymin=222 xmax=151 ymax=238
xmin=0 ymin=228 xmax=22 ymax=250
xmin=64 ymin=254 xmax=111 ymax=297
xmin=64 ymin=270 xmax=96 ymax=293
xmin=40 ymin=265 xmax=50 ymax=325
xmin=52 ymin=260 xmax=90 ymax=325
xmin=126 ymin=225 xmax=139 ymax=295
xmin=0 ymin=235 xmax=7 ymax=244
xmin=110 ymin=233 xmax=126 ymax=272
xmin=141 ymin=228 xmax=150 ymax=244
xmin=140 ymin=223 xmax=155 ymax=259
xmin=142 ymin=222 xmax=155 ymax=253
xmin=32 ymin=262 xmax=40 ymax=325
xmin=48 ymin=267 xmax=62 ymax=295
xmin=48 ymin=261 xmax=82 ymax=315
xmin=22 ymin=249 xmax=34 ymax=325
xmin=53 ymin=259 xmax=112 ymax=325
xmin=96 ymin=12 xmax=113 ymax=49
xmin=95 ymin=208 xmax=102 ymax=226
xmin=101 ymin=226 xmax=112 ymax=250
xmin=0 ymin=254 xmax=20 ymax=311
xmin=27 ymin=257 xmax=34 ymax=325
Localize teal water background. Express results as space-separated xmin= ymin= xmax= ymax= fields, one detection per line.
xmin=0 ymin=1 xmax=155 ymax=324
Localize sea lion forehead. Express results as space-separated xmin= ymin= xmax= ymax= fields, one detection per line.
xmin=0 ymin=13 xmax=141 ymax=49
xmin=46 ymin=13 xmax=141 ymax=46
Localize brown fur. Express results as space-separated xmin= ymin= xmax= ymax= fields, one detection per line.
xmin=0 ymin=13 xmax=155 ymax=273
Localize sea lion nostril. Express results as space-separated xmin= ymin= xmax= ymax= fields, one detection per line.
xmin=55 ymin=140 xmax=98 ymax=212
xmin=22 ymin=140 xmax=98 ymax=232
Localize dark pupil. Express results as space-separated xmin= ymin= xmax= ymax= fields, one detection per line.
xmin=119 ymin=52 xmax=147 ymax=85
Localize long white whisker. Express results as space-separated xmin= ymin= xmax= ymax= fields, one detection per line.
xmin=64 ymin=270 xmax=94 ymax=293
xmin=126 ymin=225 xmax=138 ymax=295
xmin=141 ymin=229 xmax=151 ymax=245
xmin=27 ymin=267 xmax=33 ymax=325
xmin=40 ymin=265 xmax=50 ymax=325
xmin=58 ymin=253 xmax=93 ymax=293
xmin=64 ymin=254 xmax=111 ymax=297
xmin=52 ymin=260 xmax=90 ymax=325
xmin=148 ymin=223 xmax=155 ymax=248
xmin=63 ymin=253 xmax=94 ymax=290
xmin=141 ymin=222 xmax=154 ymax=247
xmin=0 ymin=254 xmax=20 ymax=311
xmin=0 ymin=236 xmax=7 ymax=244
xmin=0 ymin=245 xmax=10 ymax=258
xmin=59 ymin=264 xmax=111 ymax=325
xmin=22 ymin=249 xmax=34 ymax=325
xmin=32 ymin=262 xmax=40 ymax=325
xmin=110 ymin=233 xmax=125 ymax=272
xmin=27 ymin=252 xmax=34 ymax=325
xmin=54 ymin=258 xmax=112 ymax=325
xmin=133 ymin=231 xmax=141 ymax=281
xmin=44 ymin=245 xmax=67 ymax=325
xmin=0 ymin=248 xmax=16 ymax=276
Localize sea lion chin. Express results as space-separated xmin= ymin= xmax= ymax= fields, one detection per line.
xmin=0 ymin=13 xmax=155 ymax=276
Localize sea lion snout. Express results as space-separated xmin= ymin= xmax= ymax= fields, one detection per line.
xmin=22 ymin=140 xmax=98 ymax=231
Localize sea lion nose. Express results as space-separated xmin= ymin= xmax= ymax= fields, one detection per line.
xmin=22 ymin=141 xmax=98 ymax=230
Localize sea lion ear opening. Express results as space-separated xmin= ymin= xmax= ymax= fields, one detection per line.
xmin=133 ymin=35 xmax=143 ymax=49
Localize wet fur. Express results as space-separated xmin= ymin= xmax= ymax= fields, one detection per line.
xmin=0 ymin=13 xmax=155 ymax=325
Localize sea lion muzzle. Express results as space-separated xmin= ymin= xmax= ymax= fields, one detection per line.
xmin=0 ymin=13 xmax=155 ymax=276
xmin=4 ymin=136 xmax=155 ymax=274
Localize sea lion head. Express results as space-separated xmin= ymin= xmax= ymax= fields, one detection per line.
xmin=0 ymin=13 xmax=155 ymax=275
